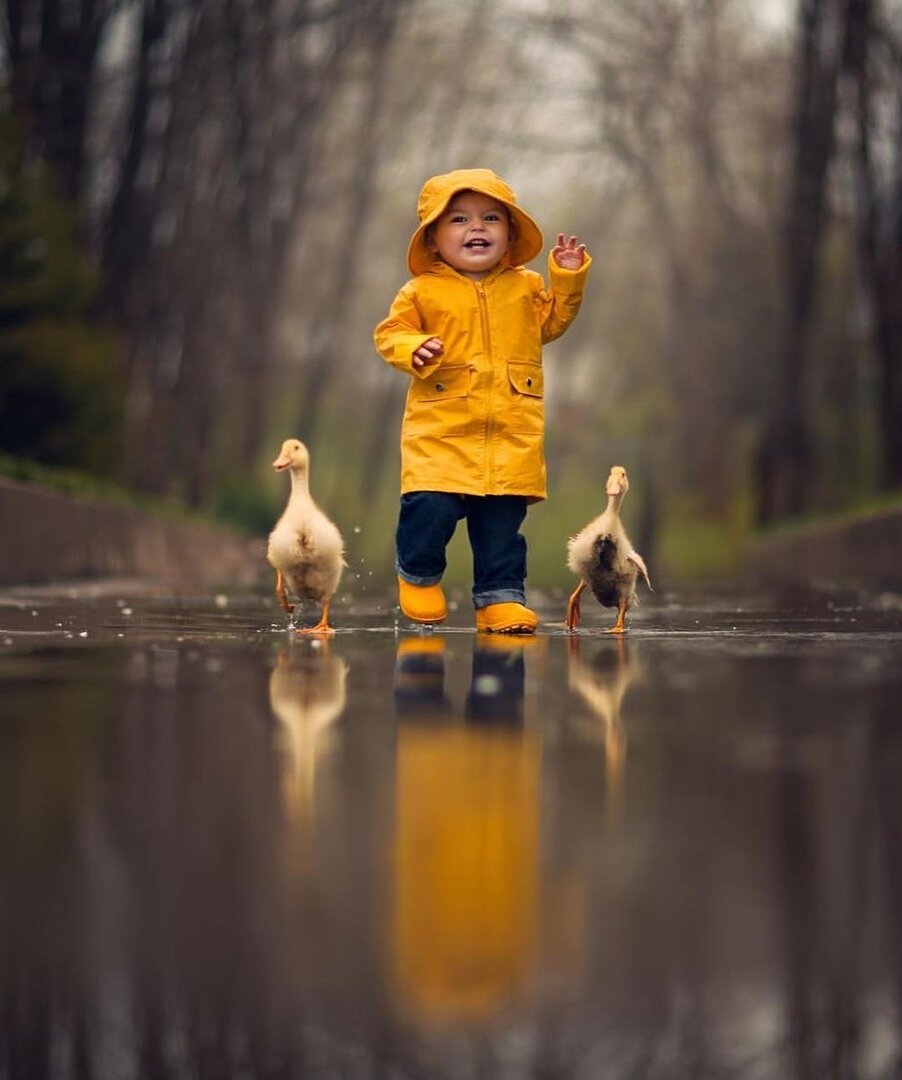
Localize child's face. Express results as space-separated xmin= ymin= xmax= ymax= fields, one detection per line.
xmin=426 ymin=191 xmax=513 ymax=279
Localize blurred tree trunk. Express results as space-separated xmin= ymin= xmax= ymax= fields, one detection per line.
xmin=844 ymin=0 xmax=902 ymax=490
xmin=3 ymin=0 xmax=408 ymax=506
xmin=102 ymin=0 xmax=170 ymax=322
xmin=2 ymin=0 xmax=111 ymax=201
xmin=100 ymin=0 xmax=377 ymax=502
xmin=872 ymin=91 xmax=902 ymax=488
xmin=759 ymin=0 xmax=844 ymax=523
xmin=294 ymin=0 xmax=405 ymax=444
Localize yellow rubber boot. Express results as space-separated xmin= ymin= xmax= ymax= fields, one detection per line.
xmin=475 ymin=602 xmax=538 ymax=634
xmin=398 ymin=577 xmax=447 ymax=624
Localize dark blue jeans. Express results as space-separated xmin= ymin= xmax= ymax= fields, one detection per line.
xmin=396 ymin=491 xmax=528 ymax=608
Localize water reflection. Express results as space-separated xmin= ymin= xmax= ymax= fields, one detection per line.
xmin=268 ymin=640 xmax=348 ymax=823
xmin=1 ymin=591 xmax=902 ymax=1076
xmin=566 ymin=635 xmax=639 ymax=820
xmin=392 ymin=636 xmax=540 ymax=1023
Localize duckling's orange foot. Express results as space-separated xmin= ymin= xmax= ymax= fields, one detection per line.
xmin=605 ymin=602 xmax=628 ymax=634
xmin=274 ymin=570 xmax=295 ymax=613
xmin=566 ymin=600 xmax=581 ymax=631
xmin=475 ymin=603 xmax=538 ymax=635
xmin=566 ymin=580 xmax=586 ymax=632
xmin=296 ymin=623 xmax=335 ymax=636
xmin=295 ymin=604 xmax=334 ymax=635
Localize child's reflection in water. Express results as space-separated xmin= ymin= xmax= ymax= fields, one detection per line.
xmin=392 ymin=635 xmax=541 ymax=1023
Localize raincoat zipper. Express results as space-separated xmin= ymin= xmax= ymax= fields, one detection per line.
xmin=476 ymin=280 xmax=492 ymax=492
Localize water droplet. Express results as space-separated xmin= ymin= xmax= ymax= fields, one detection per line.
xmin=353 ymin=525 xmax=362 ymax=533
xmin=214 ymin=594 xmax=228 ymax=608
xmin=122 ymin=608 xmax=133 ymax=616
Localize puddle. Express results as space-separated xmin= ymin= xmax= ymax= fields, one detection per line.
xmin=1 ymin=584 xmax=901 ymax=1075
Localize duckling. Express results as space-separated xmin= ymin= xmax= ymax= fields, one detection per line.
xmin=566 ymin=465 xmax=652 ymax=633
xmin=267 ymin=438 xmax=346 ymax=634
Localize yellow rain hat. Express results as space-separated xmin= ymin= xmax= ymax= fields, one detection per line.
xmin=406 ymin=168 xmax=544 ymax=276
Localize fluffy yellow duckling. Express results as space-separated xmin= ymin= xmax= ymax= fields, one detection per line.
xmin=566 ymin=465 xmax=652 ymax=633
xmin=267 ymin=438 xmax=346 ymax=634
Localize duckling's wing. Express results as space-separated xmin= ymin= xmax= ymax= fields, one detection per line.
xmin=626 ymin=549 xmax=652 ymax=591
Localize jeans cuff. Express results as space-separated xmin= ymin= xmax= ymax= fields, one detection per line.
xmin=473 ymin=586 xmax=527 ymax=609
xmin=396 ymin=561 xmax=444 ymax=587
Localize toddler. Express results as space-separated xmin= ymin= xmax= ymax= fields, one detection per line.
xmin=374 ymin=168 xmax=591 ymax=633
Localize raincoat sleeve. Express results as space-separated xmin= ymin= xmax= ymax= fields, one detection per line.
xmin=374 ymin=282 xmax=437 ymax=378
xmin=533 ymin=253 xmax=593 ymax=344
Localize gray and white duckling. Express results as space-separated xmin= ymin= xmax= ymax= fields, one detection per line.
xmin=566 ymin=465 xmax=652 ymax=633
xmin=267 ymin=438 xmax=346 ymax=635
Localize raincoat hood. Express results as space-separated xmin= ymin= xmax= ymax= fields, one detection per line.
xmin=406 ymin=168 xmax=543 ymax=276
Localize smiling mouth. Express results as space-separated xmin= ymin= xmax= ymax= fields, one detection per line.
xmin=464 ymin=239 xmax=490 ymax=249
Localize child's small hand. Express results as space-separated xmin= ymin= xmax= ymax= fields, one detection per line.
xmin=413 ymin=337 xmax=444 ymax=369
xmin=552 ymin=234 xmax=588 ymax=269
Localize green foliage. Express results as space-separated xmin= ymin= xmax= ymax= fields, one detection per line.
xmin=209 ymin=474 xmax=282 ymax=537
xmin=658 ymin=514 xmax=742 ymax=580
xmin=0 ymin=103 xmax=124 ymax=476
xmin=657 ymin=485 xmax=755 ymax=581
xmin=0 ymin=450 xmax=194 ymax=519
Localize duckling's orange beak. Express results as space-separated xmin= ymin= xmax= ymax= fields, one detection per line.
xmin=606 ymin=473 xmax=625 ymax=496
xmin=273 ymin=454 xmax=291 ymax=471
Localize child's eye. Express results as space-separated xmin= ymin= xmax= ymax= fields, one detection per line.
xmin=450 ymin=215 xmax=467 ymax=223
xmin=484 ymin=213 xmax=500 ymax=222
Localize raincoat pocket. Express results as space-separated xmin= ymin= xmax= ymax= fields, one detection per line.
xmin=416 ymin=364 xmax=470 ymax=401
xmin=508 ymin=362 xmax=543 ymax=398
xmin=407 ymin=364 xmax=472 ymax=435
xmin=506 ymin=361 xmax=544 ymax=435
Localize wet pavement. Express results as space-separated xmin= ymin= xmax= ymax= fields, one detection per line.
xmin=1 ymin=581 xmax=902 ymax=1079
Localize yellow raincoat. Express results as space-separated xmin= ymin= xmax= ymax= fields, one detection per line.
xmin=374 ymin=254 xmax=591 ymax=501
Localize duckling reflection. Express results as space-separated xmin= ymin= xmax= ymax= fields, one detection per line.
xmin=392 ymin=636 xmax=540 ymax=1023
xmin=269 ymin=641 xmax=348 ymax=822
xmin=566 ymin=635 xmax=639 ymax=820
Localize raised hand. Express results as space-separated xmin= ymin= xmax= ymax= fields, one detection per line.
xmin=552 ymin=233 xmax=588 ymax=270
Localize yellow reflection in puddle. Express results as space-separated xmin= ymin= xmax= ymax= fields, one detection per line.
xmin=392 ymin=637 xmax=540 ymax=1022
